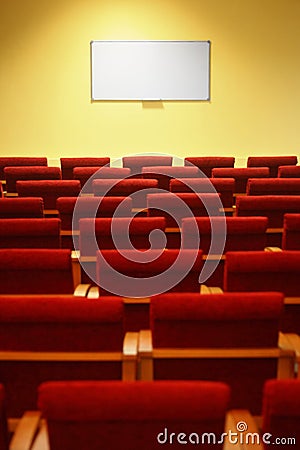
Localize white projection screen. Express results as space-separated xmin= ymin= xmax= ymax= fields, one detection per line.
xmin=91 ymin=40 xmax=211 ymax=101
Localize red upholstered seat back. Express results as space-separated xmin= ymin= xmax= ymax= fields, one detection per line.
xmin=170 ymin=178 xmax=235 ymax=208
xmin=80 ymin=217 xmax=166 ymax=254
xmin=93 ymin=179 xmax=158 ymax=208
xmin=212 ymin=167 xmax=270 ymax=193
xmin=0 ymin=157 xmax=47 ymax=179
xmin=0 ymin=385 xmax=8 ymax=450
xmin=38 ymin=380 xmax=230 ymax=450
xmin=184 ymin=157 xmax=235 ymax=177
xmin=0 ymin=218 xmax=61 ymax=248
xmin=224 ymin=250 xmax=300 ymax=296
xmin=236 ymin=196 xmax=300 ymax=228
xmin=0 ymin=198 xmax=44 ymax=218
xmin=60 ymin=157 xmax=110 ymax=179
xmin=142 ymin=166 xmax=200 ymax=190
xmin=17 ymin=180 xmax=81 ymax=209
xmin=4 ymin=166 xmax=61 ymax=193
xmin=262 ymin=379 xmax=300 ymax=449
xmin=73 ymin=167 xmax=130 ymax=191
xmin=247 ymin=178 xmax=300 ymax=195
xmin=278 ymin=165 xmax=300 ymax=178
xmin=182 ymin=216 xmax=268 ymax=253
xmin=247 ymin=156 xmax=298 ymax=177
xmin=122 ymin=155 xmax=172 ymax=173
xmin=96 ymin=249 xmax=203 ymax=296
xmin=150 ymin=292 xmax=283 ymax=414
xmin=282 ymin=214 xmax=300 ymax=250
xmin=147 ymin=193 xmax=221 ymax=227
xmin=0 ymin=296 xmax=124 ymax=417
xmin=0 ymin=249 xmax=74 ymax=294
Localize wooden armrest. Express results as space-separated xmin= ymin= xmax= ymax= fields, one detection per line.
xmin=224 ymin=409 xmax=263 ymax=449
xmin=10 ymin=411 xmax=42 ymax=450
xmin=280 ymin=333 xmax=300 ymax=357
xmin=266 ymin=228 xmax=283 ymax=234
xmin=31 ymin=420 xmax=49 ymax=450
xmin=87 ymin=286 xmax=100 ymax=299
xmin=200 ymin=285 xmax=224 ymax=294
xmin=43 ymin=209 xmax=59 ymax=216
xmin=138 ymin=330 xmax=153 ymax=355
xmin=264 ymin=247 xmax=282 ymax=252
xmin=165 ymin=227 xmax=181 ymax=233
xmin=4 ymin=192 xmax=18 ymax=197
xmin=60 ymin=229 xmax=79 ymax=236
xmin=284 ymin=296 xmax=300 ymax=305
xmin=123 ymin=332 xmax=139 ymax=358
xmin=122 ymin=297 xmax=151 ymax=304
xmin=73 ymin=284 xmax=91 ymax=297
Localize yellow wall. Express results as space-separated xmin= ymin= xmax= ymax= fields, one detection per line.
xmin=0 ymin=0 xmax=299 ymax=162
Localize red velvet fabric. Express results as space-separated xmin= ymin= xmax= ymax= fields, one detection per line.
xmin=4 ymin=166 xmax=61 ymax=193
xmin=38 ymin=380 xmax=230 ymax=450
xmin=122 ymin=156 xmax=172 ymax=173
xmin=60 ymin=158 xmax=110 ymax=179
xmin=73 ymin=167 xmax=131 ymax=191
xmin=278 ymin=165 xmax=300 ymax=178
xmin=142 ymin=166 xmax=200 ymax=190
xmin=182 ymin=216 xmax=268 ymax=253
xmin=17 ymin=180 xmax=81 ymax=209
xmin=93 ymin=179 xmax=158 ymax=208
xmin=212 ymin=167 xmax=270 ymax=192
xmin=79 ymin=217 xmax=166 ymax=254
xmin=0 ymin=218 xmax=61 ymax=248
xmin=236 ymin=195 xmax=300 ymax=227
xmin=0 ymin=249 xmax=74 ymax=294
xmin=184 ymin=157 xmax=235 ymax=177
xmin=96 ymin=249 xmax=203 ymax=296
xmin=262 ymin=379 xmax=300 ymax=448
xmin=0 ymin=157 xmax=47 ymax=179
xmin=247 ymin=156 xmax=298 ymax=177
xmin=57 ymin=196 xmax=133 ymax=230
xmin=0 ymin=385 xmax=8 ymax=450
xmin=0 ymin=183 xmax=3 ymax=198
xmin=0 ymin=296 xmax=124 ymax=417
xmin=0 ymin=198 xmax=44 ymax=218
xmin=282 ymin=214 xmax=300 ymax=250
xmin=150 ymin=292 xmax=283 ymax=414
xmin=147 ymin=193 xmax=221 ymax=227
xmin=247 ymin=178 xmax=300 ymax=195
xmin=224 ymin=250 xmax=300 ymax=296
xmin=170 ymin=178 xmax=235 ymax=208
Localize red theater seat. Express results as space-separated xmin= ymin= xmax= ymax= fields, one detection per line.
xmin=278 ymin=165 xmax=300 ymax=178
xmin=37 ymin=380 xmax=230 ymax=450
xmin=4 ymin=166 xmax=61 ymax=193
xmin=0 ymin=198 xmax=44 ymax=218
xmin=139 ymin=292 xmax=293 ymax=414
xmin=0 ymin=157 xmax=47 ymax=180
xmin=247 ymin=178 xmax=300 ymax=196
xmin=0 ymin=295 xmax=137 ymax=418
xmin=122 ymin=155 xmax=172 ymax=174
xmin=73 ymin=167 xmax=130 ymax=192
xmin=282 ymin=214 xmax=300 ymax=250
xmin=184 ymin=156 xmax=235 ymax=177
xmin=17 ymin=180 xmax=81 ymax=210
xmin=142 ymin=166 xmax=200 ymax=190
xmin=60 ymin=157 xmax=110 ymax=179
xmin=170 ymin=178 xmax=235 ymax=208
xmin=247 ymin=156 xmax=298 ymax=177
xmin=0 ymin=218 xmax=61 ymax=248
xmin=212 ymin=167 xmax=270 ymax=193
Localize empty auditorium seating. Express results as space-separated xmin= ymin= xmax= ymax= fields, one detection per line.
xmin=37 ymin=380 xmax=230 ymax=450
xmin=4 ymin=166 xmax=62 ymax=193
xmin=0 ymin=197 xmax=44 ymax=218
xmin=139 ymin=292 xmax=293 ymax=414
xmin=60 ymin=157 xmax=110 ymax=179
xmin=0 ymin=157 xmax=48 ymax=180
xmin=142 ymin=166 xmax=200 ymax=190
xmin=73 ymin=167 xmax=131 ymax=192
xmin=0 ymin=295 xmax=138 ymax=418
xmin=93 ymin=179 xmax=158 ymax=208
xmin=96 ymin=249 xmax=203 ymax=297
xmin=247 ymin=156 xmax=298 ymax=177
xmin=0 ymin=249 xmax=81 ymax=295
xmin=278 ymin=165 xmax=300 ymax=178
xmin=224 ymin=250 xmax=300 ymax=333
xmin=16 ymin=180 xmax=81 ymax=210
xmin=0 ymin=218 xmax=61 ymax=248
xmin=262 ymin=379 xmax=300 ymax=448
xmin=122 ymin=155 xmax=172 ymax=174
xmin=170 ymin=178 xmax=235 ymax=208
xmin=247 ymin=178 xmax=300 ymax=195
xmin=282 ymin=214 xmax=300 ymax=250
xmin=184 ymin=156 xmax=235 ymax=177
xmin=212 ymin=167 xmax=270 ymax=193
